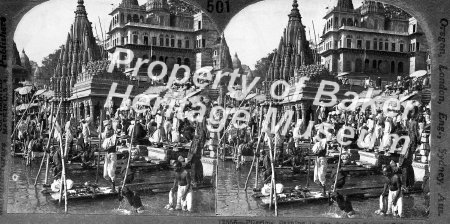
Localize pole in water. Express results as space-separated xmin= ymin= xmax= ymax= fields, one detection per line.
xmin=34 ymin=152 xmax=47 ymax=186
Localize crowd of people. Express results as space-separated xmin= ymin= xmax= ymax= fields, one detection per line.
xmin=233 ymin=99 xmax=431 ymax=218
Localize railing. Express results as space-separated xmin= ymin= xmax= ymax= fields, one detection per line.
xmin=124 ymin=22 xmax=194 ymax=33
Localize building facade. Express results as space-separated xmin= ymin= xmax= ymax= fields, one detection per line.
xmin=49 ymin=0 xmax=232 ymax=124
xmin=105 ymin=0 xmax=228 ymax=79
xmin=260 ymin=0 xmax=343 ymax=124
xmin=318 ymin=0 xmax=428 ymax=80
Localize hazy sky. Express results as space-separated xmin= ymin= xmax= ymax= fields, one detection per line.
xmin=14 ymin=0 xmax=363 ymax=67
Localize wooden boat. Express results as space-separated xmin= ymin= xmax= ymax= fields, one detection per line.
xmin=44 ymin=179 xmax=214 ymax=202
xmin=256 ymin=186 xmax=422 ymax=206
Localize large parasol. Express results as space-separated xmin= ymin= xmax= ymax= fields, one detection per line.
xmin=409 ymin=70 xmax=427 ymax=78
xmin=15 ymin=86 xmax=33 ymax=95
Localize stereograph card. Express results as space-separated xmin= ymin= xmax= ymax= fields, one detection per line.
xmin=0 ymin=0 xmax=449 ymax=223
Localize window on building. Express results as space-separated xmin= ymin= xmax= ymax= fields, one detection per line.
xmin=364 ymin=59 xmax=370 ymax=71
xmin=177 ymin=40 xmax=182 ymax=48
xmin=400 ymin=43 xmax=404 ymax=52
xmin=132 ymin=32 xmax=138 ymax=44
xmin=379 ymin=41 xmax=383 ymax=50
xmin=366 ymin=40 xmax=371 ymax=50
xmin=385 ymin=42 xmax=389 ymax=51
xmin=144 ymin=36 xmax=148 ymax=45
xmin=185 ymin=39 xmax=190 ymax=48
xmin=334 ymin=40 xmax=338 ymax=48
xmin=165 ymin=35 xmax=169 ymax=46
xmin=171 ymin=35 xmax=175 ymax=47
xmin=202 ymin=39 xmax=206 ymax=48
xmin=346 ymin=39 xmax=352 ymax=48
xmin=372 ymin=60 xmax=377 ymax=69
xmin=159 ymin=35 xmax=164 ymax=46
xmin=398 ymin=62 xmax=404 ymax=73
xmin=152 ymin=37 xmax=157 ymax=46
xmin=374 ymin=38 xmax=378 ymax=49
xmin=347 ymin=18 xmax=353 ymax=27
xmin=416 ymin=42 xmax=420 ymax=51
xmin=357 ymin=40 xmax=362 ymax=49
xmin=412 ymin=24 xmax=416 ymax=33
xmin=391 ymin=43 xmax=396 ymax=51
xmin=214 ymin=50 xmax=218 ymax=56
xmin=198 ymin=21 xmax=202 ymax=30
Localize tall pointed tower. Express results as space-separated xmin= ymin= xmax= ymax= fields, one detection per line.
xmin=264 ymin=0 xmax=314 ymax=97
xmin=50 ymin=0 xmax=103 ymax=124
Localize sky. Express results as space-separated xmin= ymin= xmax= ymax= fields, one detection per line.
xmin=14 ymin=0 xmax=363 ymax=67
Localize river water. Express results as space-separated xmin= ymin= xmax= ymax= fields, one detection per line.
xmin=7 ymin=157 xmax=215 ymax=215
xmin=216 ymin=160 xmax=429 ymax=219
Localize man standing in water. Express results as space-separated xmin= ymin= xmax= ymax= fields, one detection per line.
xmin=187 ymin=114 xmax=207 ymax=186
xmin=375 ymin=165 xmax=404 ymax=217
xmin=165 ymin=161 xmax=193 ymax=212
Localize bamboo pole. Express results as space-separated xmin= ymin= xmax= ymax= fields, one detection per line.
xmin=121 ymin=113 xmax=136 ymax=191
xmin=96 ymin=109 xmax=103 ymax=184
xmin=34 ymin=100 xmax=60 ymax=186
xmin=44 ymin=153 xmax=50 ymax=185
xmin=332 ymin=113 xmax=348 ymax=192
xmin=34 ymin=152 xmax=46 ymax=186
xmin=45 ymin=106 xmax=55 ymax=185
xmin=244 ymin=106 xmax=265 ymax=190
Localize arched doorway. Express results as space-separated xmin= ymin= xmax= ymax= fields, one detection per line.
xmin=398 ymin=62 xmax=404 ymax=73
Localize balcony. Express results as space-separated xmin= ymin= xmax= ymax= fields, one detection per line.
xmin=124 ymin=22 xmax=194 ymax=33
xmin=339 ymin=26 xmax=409 ymax=36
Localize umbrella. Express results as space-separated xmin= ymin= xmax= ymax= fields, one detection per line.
xmin=337 ymin=72 xmax=350 ymax=77
xmin=134 ymin=94 xmax=159 ymax=106
xmin=20 ymin=80 xmax=33 ymax=86
xmin=253 ymin=94 xmax=266 ymax=102
xmin=245 ymin=93 xmax=258 ymax=100
xmin=124 ymin=68 xmax=135 ymax=75
xmin=227 ymin=90 xmax=246 ymax=100
xmin=34 ymin=89 xmax=47 ymax=96
xmin=184 ymin=89 xmax=202 ymax=99
xmin=42 ymin=90 xmax=55 ymax=99
xmin=17 ymin=86 xmax=33 ymax=95
xmin=409 ymin=70 xmax=427 ymax=78
xmin=400 ymin=93 xmax=419 ymax=103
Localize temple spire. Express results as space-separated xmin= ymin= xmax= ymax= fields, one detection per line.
xmin=289 ymin=0 xmax=301 ymax=19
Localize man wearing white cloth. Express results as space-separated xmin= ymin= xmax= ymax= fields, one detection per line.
xmin=165 ymin=161 xmax=193 ymax=212
xmin=102 ymin=122 xmax=117 ymax=192
xmin=312 ymin=133 xmax=328 ymax=196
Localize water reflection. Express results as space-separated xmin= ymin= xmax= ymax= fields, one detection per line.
xmin=7 ymin=157 xmax=214 ymax=215
xmin=216 ymin=160 xmax=428 ymax=219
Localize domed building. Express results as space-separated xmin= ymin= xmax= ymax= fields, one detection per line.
xmin=12 ymin=43 xmax=31 ymax=90
xmin=20 ymin=49 xmax=32 ymax=75
xmin=105 ymin=0 xmax=231 ymax=76
xmin=319 ymin=0 xmax=429 ymax=80
xmin=232 ymin=52 xmax=244 ymax=74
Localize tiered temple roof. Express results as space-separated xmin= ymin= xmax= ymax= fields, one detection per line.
xmin=266 ymin=0 xmax=315 ymax=83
